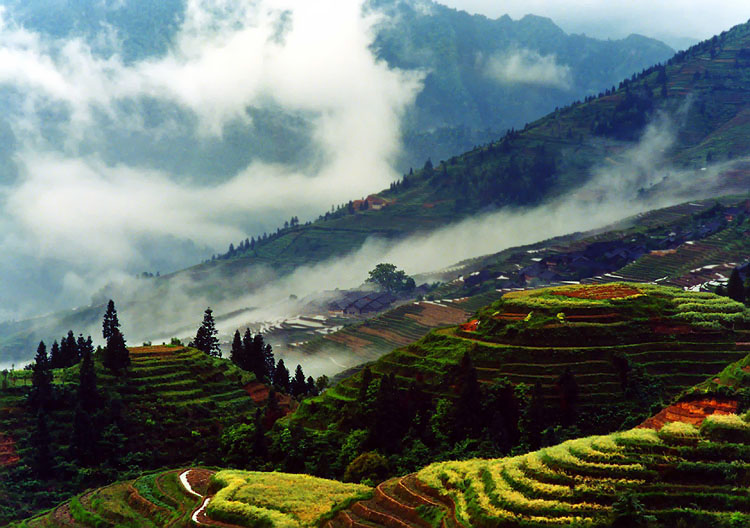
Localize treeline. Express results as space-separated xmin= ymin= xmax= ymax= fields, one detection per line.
xmin=26 ymin=300 xmax=130 ymax=480
xmin=229 ymin=329 xmax=320 ymax=399
xmin=206 ymin=215 xmax=308 ymax=263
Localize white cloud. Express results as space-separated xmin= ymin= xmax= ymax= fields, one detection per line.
xmin=0 ymin=0 xmax=424 ymax=318
xmin=484 ymin=49 xmax=572 ymax=89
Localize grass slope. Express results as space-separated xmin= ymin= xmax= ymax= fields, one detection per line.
xmin=0 ymin=346 xmax=259 ymax=524
xmin=293 ymin=283 xmax=750 ymax=434
xmin=412 ymin=420 xmax=750 ymax=527
xmin=11 ymin=467 xmax=372 ymax=528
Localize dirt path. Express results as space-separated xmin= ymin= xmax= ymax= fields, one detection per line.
xmin=180 ymin=469 xmax=241 ymax=528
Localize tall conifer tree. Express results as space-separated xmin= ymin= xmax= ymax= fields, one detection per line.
xmin=30 ymin=341 xmax=52 ymax=411
xmin=102 ymin=299 xmax=120 ymax=341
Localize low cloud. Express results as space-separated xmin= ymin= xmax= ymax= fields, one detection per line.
xmin=484 ymin=49 xmax=572 ymax=89
xmin=0 ymin=0 xmax=424 ymax=320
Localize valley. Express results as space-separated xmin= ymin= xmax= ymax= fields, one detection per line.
xmin=1 ymin=3 xmax=750 ymax=528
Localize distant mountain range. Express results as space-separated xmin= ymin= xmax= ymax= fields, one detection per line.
xmin=0 ymin=0 xmax=674 ymax=179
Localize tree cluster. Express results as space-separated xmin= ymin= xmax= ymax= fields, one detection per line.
xmin=366 ymin=263 xmax=416 ymax=293
xmin=48 ymin=331 xmax=94 ymax=370
xmin=229 ymin=329 xmax=318 ymax=399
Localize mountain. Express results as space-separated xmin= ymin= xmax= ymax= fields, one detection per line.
xmin=0 ymin=0 xmax=674 ymax=179
xmin=370 ymin=0 xmax=675 ymax=167
xmin=170 ymin=19 xmax=750 ymax=290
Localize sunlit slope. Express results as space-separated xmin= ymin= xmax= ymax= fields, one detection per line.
xmin=12 ymin=467 xmax=372 ymax=528
xmin=293 ymin=283 xmax=750 ymax=432
xmin=410 ymin=420 xmax=750 ymax=527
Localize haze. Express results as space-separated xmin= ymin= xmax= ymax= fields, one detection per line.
xmin=443 ymin=0 xmax=749 ymax=50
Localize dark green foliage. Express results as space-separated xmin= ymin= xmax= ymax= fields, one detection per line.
xmin=366 ymin=263 xmax=416 ymax=293
xmin=273 ymin=359 xmax=290 ymax=392
xmin=611 ymin=494 xmax=656 ymax=527
xmin=102 ymin=299 xmax=120 ymax=341
xmin=30 ymin=409 xmax=52 ymax=478
xmin=103 ymin=327 xmax=129 ymax=374
xmin=291 ymin=364 xmax=307 ymax=397
xmin=728 ymin=268 xmax=745 ymax=303
xmin=343 ymin=452 xmax=389 ymax=484
xmin=556 ymin=366 xmax=579 ymax=426
xmin=29 ymin=341 xmax=52 ymax=411
xmin=452 ymin=353 xmax=483 ymax=441
xmin=193 ymin=307 xmax=221 ymax=357
xmin=72 ymin=404 xmax=96 ymax=466
xmin=77 ymin=346 xmax=98 ymax=413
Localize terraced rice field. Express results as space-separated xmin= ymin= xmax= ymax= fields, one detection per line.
xmin=114 ymin=346 xmax=254 ymax=409
xmin=613 ymin=226 xmax=750 ymax=285
xmin=408 ymin=421 xmax=750 ymax=527
xmin=291 ymin=300 xmax=474 ymax=366
xmin=12 ymin=467 xmax=372 ymax=528
xmin=295 ymin=283 xmax=750 ymax=433
xmin=13 ymin=468 xmax=201 ymax=527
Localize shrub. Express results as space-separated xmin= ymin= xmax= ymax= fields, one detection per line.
xmin=344 ymin=452 xmax=389 ymax=484
xmin=700 ymin=414 xmax=750 ymax=443
xmin=658 ymin=422 xmax=700 ymax=445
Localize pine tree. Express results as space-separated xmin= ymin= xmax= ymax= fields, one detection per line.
xmin=102 ymin=299 xmax=120 ymax=341
xmin=72 ymin=404 xmax=96 ymax=465
xmin=453 ymin=352 xmax=482 ymax=440
xmin=250 ymin=333 xmax=267 ymax=380
xmin=273 ymin=359 xmax=290 ymax=392
xmin=104 ymin=327 xmax=130 ymax=374
xmin=728 ymin=268 xmax=745 ymax=303
xmin=306 ymin=376 xmax=318 ymax=396
xmin=291 ymin=364 xmax=307 ymax=397
xmin=31 ymin=409 xmax=52 ymax=477
xmin=263 ymin=341 xmax=275 ymax=382
xmin=78 ymin=344 xmax=98 ymax=413
xmin=358 ymin=367 xmax=372 ymax=404
xmin=49 ymin=340 xmax=61 ymax=369
xmin=60 ymin=330 xmax=79 ymax=367
xmin=252 ymin=408 xmax=267 ymax=458
xmin=230 ymin=330 xmax=243 ymax=368
xmin=193 ymin=308 xmax=220 ymax=357
xmin=29 ymin=341 xmax=53 ymax=411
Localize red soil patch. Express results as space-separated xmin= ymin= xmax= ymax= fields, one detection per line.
xmin=460 ymin=319 xmax=479 ymax=332
xmin=649 ymin=249 xmax=677 ymax=256
xmin=494 ymin=313 xmax=528 ymax=321
xmin=552 ymin=284 xmax=641 ymax=300
xmin=0 ymin=433 xmax=19 ymax=467
xmin=187 ymin=468 xmax=215 ymax=497
xmin=243 ymin=381 xmax=297 ymax=428
xmin=640 ymin=398 xmax=738 ymax=430
xmin=128 ymin=345 xmax=186 ymax=356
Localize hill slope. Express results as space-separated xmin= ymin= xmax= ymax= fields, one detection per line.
xmin=329 ymin=419 xmax=750 ymax=527
xmin=293 ymin=283 xmax=750 ymax=443
xmin=0 ymin=346 xmax=270 ymax=524
xmin=177 ymin=19 xmax=750 ymax=284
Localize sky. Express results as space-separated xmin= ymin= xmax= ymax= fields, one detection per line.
xmin=442 ymin=0 xmax=750 ymax=49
